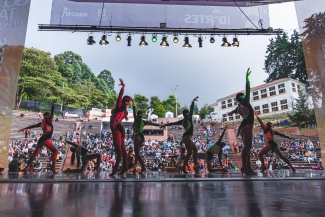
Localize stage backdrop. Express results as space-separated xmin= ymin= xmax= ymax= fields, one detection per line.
xmin=50 ymin=0 xmax=270 ymax=29
xmin=0 ymin=0 xmax=31 ymax=170
xmin=295 ymin=0 xmax=325 ymax=166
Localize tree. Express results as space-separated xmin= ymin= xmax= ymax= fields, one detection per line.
xmin=264 ymin=31 xmax=308 ymax=86
xmin=107 ymin=94 xmax=118 ymax=109
xmin=198 ymin=104 xmax=215 ymax=120
xmin=134 ymin=94 xmax=149 ymax=113
xmin=97 ymin=69 xmax=116 ymax=94
xmin=194 ymin=103 xmax=199 ymax=115
xmin=150 ymin=96 xmax=161 ymax=109
xmin=288 ymin=89 xmax=316 ymax=127
xmin=162 ymin=95 xmax=181 ymax=117
xmin=154 ymin=104 xmax=166 ymax=117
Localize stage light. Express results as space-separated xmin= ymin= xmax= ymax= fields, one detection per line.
xmin=152 ymin=34 xmax=157 ymax=43
xmin=173 ymin=36 xmax=179 ymax=43
xmin=198 ymin=36 xmax=203 ymax=48
xmin=160 ymin=36 xmax=169 ymax=47
xmin=221 ymin=37 xmax=231 ymax=47
xmin=210 ymin=36 xmax=215 ymax=44
xmin=232 ymin=37 xmax=240 ymax=47
xmin=139 ymin=36 xmax=148 ymax=46
xmin=127 ymin=35 xmax=132 ymax=47
xmin=116 ymin=34 xmax=121 ymax=42
xmin=87 ymin=35 xmax=95 ymax=45
xmin=99 ymin=35 xmax=109 ymax=46
xmin=182 ymin=36 xmax=192 ymax=48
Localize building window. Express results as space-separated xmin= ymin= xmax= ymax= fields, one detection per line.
xmin=271 ymin=102 xmax=278 ymax=112
xmin=235 ymin=115 xmax=240 ymax=119
xmin=228 ymin=103 xmax=232 ymax=107
xmin=262 ymin=104 xmax=269 ymax=114
xmin=280 ymin=99 xmax=288 ymax=110
xmin=227 ymin=99 xmax=232 ymax=103
xmin=269 ymin=86 xmax=275 ymax=91
xmin=270 ymin=91 xmax=276 ymax=96
xmin=255 ymin=111 xmax=261 ymax=115
xmin=280 ymin=99 xmax=287 ymax=105
xmin=292 ymin=87 xmax=296 ymax=92
xmin=261 ymin=93 xmax=267 ymax=98
xmin=222 ymin=114 xmax=227 ymax=118
xmin=297 ymin=85 xmax=300 ymax=89
xmin=222 ymin=105 xmax=226 ymax=109
xmin=253 ymin=91 xmax=258 ymax=96
xmin=223 ymin=118 xmax=227 ymax=122
xmin=253 ymin=96 xmax=259 ymax=101
xmin=221 ymin=101 xmax=225 ymax=105
xmin=260 ymin=89 xmax=266 ymax=94
xmin=254 ymin=106 xmax=260 ymax=111
xmin=234 ymin=101 xmax=238 ymax=106
xmin=229 ymin=117 xmax=233 ymax=121
xmin=278 ymin=83 xmax=285 ymax=89
xmin=279 ymin=88 xmax=286 ymax=94
xmin=292 ymin=83 xmax=296 ymax=87
xmin=281 ymin=105 xmax=288 ymax=110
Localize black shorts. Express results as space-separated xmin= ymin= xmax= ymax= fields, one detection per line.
xmin=269 ymin=140 xmax=278 ymax=152
xmin=135 ymin=133 xmax=145 ymax=145
xmin=112 ymin=124 xmax=125 ymax=138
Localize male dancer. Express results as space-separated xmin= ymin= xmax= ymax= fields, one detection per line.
xmin=228 ymin=68 xmax=255 ymax=176
xmin=19 ymin=100 xmax=58 ymax=174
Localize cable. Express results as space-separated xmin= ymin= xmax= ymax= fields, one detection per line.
xmin=99 ymin=0 xmax=106 ymax=27
xmin=233 ymin=1 xmax=259 ymax=30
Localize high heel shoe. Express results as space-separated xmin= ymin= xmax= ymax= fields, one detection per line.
xmin=118 ymin=167 xmax=128 ymax=175
xmin=139 ymin=168 xmax=147 ymax=175
xmin=240 ymin=167 xmax=254 ymax=177
xmin=109 ymin=167 xmax=118 ymax=176
xmin=194 ymin=165 xmax=199 ymax=174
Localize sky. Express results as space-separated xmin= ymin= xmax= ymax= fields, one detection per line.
xmin=24 ymin=1 xmax=299 ymax=109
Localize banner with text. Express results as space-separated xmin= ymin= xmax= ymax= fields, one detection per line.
xmin=0 ymin=0 xmax=31 ymax=170
xmin=295 ymin=0 xmax=325 ymax=165
xmin=51 ymin=0 xmax=270 ymax=29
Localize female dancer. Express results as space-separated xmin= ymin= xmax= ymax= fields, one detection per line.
xmin=228 ymin=68 xmax=255 ymax=176
xmin=63 ymin=141 xmax=101 ymax=173
xmin=164 ymin=96 xmax=199 ymax=173
xmin=132 ymin=98 xmax=163 ymax=174
xmin=206 ymin=124 xmax=228 ymax=172
xmin=19 ymin=100 xmax=58 ymax=174
xmin=254 ymin=111 xmax=296 ymax=172
xmin=109 ymin=78 xmax=131 ymax=176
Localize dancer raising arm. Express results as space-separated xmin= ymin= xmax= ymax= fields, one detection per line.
xmin=19 ymin=100 xmax=59 ymax=174
xmin=164 ymin=96 xmax=199 ymax=173
xmin=206 ymin=124 xmax=229 ymax=172
xmin=254 ymin=111 xmax=296 ymax=173
xmin=132 ymin=99 xmax=164 ymax=174
xmin=228 ymin=68 xmax=255 ymax=176
xmin=63 ymin=141 xmax=101 ymax=173
xmin=109 ymin=78 xmax=131 ymax=176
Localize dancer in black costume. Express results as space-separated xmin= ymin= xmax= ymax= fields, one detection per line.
xmin=164 ymin=96 xmax=199 ymax=173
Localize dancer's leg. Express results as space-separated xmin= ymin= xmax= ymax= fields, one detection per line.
xmin=257 ymin=144 xmax=271 ymax=172
xmin=23 ymin=146 xmax=41 ymax=174
xmin=192 ymin=140 xmax=198 ymax=172
xmin=120 ymin=136 xmax=128 ymax=173
xmin=182 ymin=136 xmax=192 ymax=172
xmin=111 ymin=129 xmax=122 ymax=175
xmin=44 ymin=140 xmax=58 ymax=174
xmin=275 ymin=149 xmax=296 ymax=172
xmin=134 ymin=135 xmax=146 ymax=171
xmin=241 ymin=125 xmax=253 ymax=169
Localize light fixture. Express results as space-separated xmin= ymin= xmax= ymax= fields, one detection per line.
xmin=173 ymin=36 xmax=179 ymax=43
xmin=210 ymin=36 xmax=215 ymax=44
xmin=152 ymin=34 xmax=157 ymax=43
xmin=116 ymin=34 xmax=121 ymax=42
xmin=139 ymin=35 xmax=148 ymax=46
xmin=127 ymin=35 xmax=132 ymax=47
xmin=198 ymin=36 xmax=203 ymax=48
xmin=87 ymin=35 xmax=95 ymax=45
xmin=221 ymin=37 xmax=231 ymax=47
xmin=182 ymin=36 xmax=192 ymax=48
xmin=99 ymin=34 xmax=109 ymax=46
xmin=160 ymin=36 xmax=169 ymax=47
xmin=232 ymin=37 xmax=240 ymax=47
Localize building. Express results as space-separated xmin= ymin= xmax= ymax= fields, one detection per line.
xmin=210 ymin=78 xmax=306 ymax=123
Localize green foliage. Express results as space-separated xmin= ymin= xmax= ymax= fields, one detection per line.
xmin=134 ymin=94 xmax=149 ymax=113
xmin=264 ymin=30 xmax=308 ymax=86
xmin=97 ymin=70 xmax=115 ymax=94
xmin=162 ymin=95 xmax=181 ymax=117
xmin=154 ymin=104 xmax=166 ymax=117
xmin=199 ymin=104 xmax=215 ymax=119
xmin=107 ymin=94 xmax=118 ymax=109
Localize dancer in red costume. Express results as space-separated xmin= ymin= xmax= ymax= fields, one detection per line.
xmin=19 ymin=100 xmax=58 ymax=174
xmin=109 ymin=78 xmax=131 ymax=176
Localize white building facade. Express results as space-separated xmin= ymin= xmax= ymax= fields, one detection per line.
xmin=210 ymin=78 xmax=306 ymax=123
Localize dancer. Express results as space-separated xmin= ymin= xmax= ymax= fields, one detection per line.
xmin=228 ymin=68 xmax=255 ymax=176
xmin=206 ymin=124 xmax=229 ymax=172
xmin=254 ymin=111 xmax=296 ymax=172
xmin=132 ymin=98 xmax=163 ymax=174
xmin=19 ymin=100 xmax=58 ymax=174
xmin=109 ymin=78 xmax=131 ymax=176
xmin=63 ymin=141 xmax=101 ymax=173
xmin=164 ymin=96 xmax=199 ymax=173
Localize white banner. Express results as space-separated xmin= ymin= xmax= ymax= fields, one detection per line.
xmin=51 ymin=0 xmax=270 ymax=29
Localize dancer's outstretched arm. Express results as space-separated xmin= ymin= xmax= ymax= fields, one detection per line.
xmin=216 ymin=124 xmax=228 ymax=145
xmin=254 ymin=111 xmax=267 ymax=132
xmin=132 ymin=98 xmax=136 ymax=119
xmin=19 ymin=122 xmax=41 ymax=132
xmin=50 ymin=99 xmax=57 ymax=120
xmin=164 ymin=120 xmax=182 ymax=127
xmin=189 ymin=96 xmax=198 ymax=117
xmin=274 ymin=131 xmax=291 ymax=139
xmin=116 ymin=78 xmax=125 ymax=109
xmin=245 ymin=68 xmax=251 ymax=104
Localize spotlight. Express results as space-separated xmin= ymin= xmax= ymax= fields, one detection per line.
xmin=221 ymin=37 xmax=231 ymax=47
xmin=210 ymin=36 xmax=215 ymax=44
xmin=173 ymin=36 xmax=179 ymax=43
xmin=139 ymin=36 xmax=148 ymax=46
xmin=198 ymin=36 xmax=203 ymax=48
xmin=87 ymin=35 xmax=95 ymax=45
xmin=116 ymin=34 xmax=121 ymax=42
xmin=99 ymin=35 xmax=109 ymax=46
xmin=152 ymin=34 xmax=157 ymax=43
xmin=182 ymin=36 xmax=192 ymax=48
xmin=160 ymin=36 xmax=169 ymax=47
xmin=127 ymin=35 xmax=132 ymax=47
xmin=232 ymin=37 xmax=240 ymax=47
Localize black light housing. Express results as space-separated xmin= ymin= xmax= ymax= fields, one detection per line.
xmin=139 ymin=36 xmax=148 ymax=46
xmin=232 ymin=37 xmax=240 ymax=47
xmin=198 ymin=36 xmax=203 ymax=48
xmin=116 ymin=34 xmax=121 ymax=42
xmin=182 ymin=36 xmax=192 ymax=48
xmin=87 ymin=35 xmax=95 ymax=45
xmin=210 ymin=36 xmax=215 ymax=43
xmin=99 ymin=35 xmax=109 ymax=46
xmin=221 ymin=37 xmax=231 ymax=47
xmin=160 ymin=36 xmax=169 ymax=47
xmin=127 ymin=35 xmax=132 ymax=47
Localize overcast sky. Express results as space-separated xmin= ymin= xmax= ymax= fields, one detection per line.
xmin=25 ymin=1 xmax=299 ymax=108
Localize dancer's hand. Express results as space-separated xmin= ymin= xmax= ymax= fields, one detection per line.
xmin=131 ymin=98 xmax=135 ymax=106
xmin=193 ymin=96 xmax=199 ymax=102
xmin=160 ymin=125 xmax=166 ymax=130
xmin=119 ymin=78 xmax=125 ymax=87
xmin=225 ymin=123 xmax=229 ymax=129
xmin=228 ymin=112 xmax=233 ymax=116
xmin=18 ymin=128 xmax=25 ymax=133
xmin=246 ymin=68 xmax=251 ymax=78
